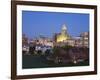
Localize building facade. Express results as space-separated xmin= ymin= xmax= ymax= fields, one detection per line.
xmin=53 ymin=24 xmax=89 ymax=48
xmin=56 ymin=24 xmax=70 ymax=42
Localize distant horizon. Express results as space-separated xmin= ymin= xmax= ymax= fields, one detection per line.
xmin=22 ymin=31 xmax=89 ymax=40
xmin=22 ymin=11 xmax=89 ymax=39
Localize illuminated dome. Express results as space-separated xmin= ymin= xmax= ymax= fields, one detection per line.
xmin=62 ymin=24 xmax=67 ymax=31
xmin=56 ymin=24 xmax=70 ymax=42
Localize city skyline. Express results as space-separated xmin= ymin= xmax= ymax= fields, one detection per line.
xmin=22 ymin=11 xmax=89 ymax=39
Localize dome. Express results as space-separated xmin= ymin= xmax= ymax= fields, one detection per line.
xmin=56 ymin=24 xmax=70 ymax=42
xmin=62 ymin=24 xmax=67 ymax=30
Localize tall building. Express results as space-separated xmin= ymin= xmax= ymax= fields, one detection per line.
xmin=73 ymin=32 xmax=89 ymax=48
xmin=80 ymin=32 xmax=89 ymax=47
xmin=56 ymin=24 xmax=70 ymax=42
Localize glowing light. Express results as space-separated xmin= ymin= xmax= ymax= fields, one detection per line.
xmin=57 ymin=34 xmax=68 ymax=42
xmin=56 ymin=24 xmax=70 ymax=42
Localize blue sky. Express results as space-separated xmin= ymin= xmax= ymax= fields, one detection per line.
xmin=22 ymin=11 xmax=89 ymax=39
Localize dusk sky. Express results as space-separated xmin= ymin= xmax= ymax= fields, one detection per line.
xmin=22 ymin=11 xmax=89 ymax=39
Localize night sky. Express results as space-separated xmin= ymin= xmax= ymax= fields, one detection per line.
xmin=22 ymin=11 xmax=89 ymax=39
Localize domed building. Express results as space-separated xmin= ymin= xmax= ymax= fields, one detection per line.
xmin=56 ymin=24 xmax=70 ymax=42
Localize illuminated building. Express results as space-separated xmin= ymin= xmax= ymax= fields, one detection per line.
xmin=53 ymin=24 xmax=89 ymax=48
xmin=56 ymin=24 xmax=70 ymax=42
xmin=74 ymin=32 xmax=89 ymax=48
xmin=80 ymin=32 xmax=89 ymax=47
xmin=36 ymin=36 xmax=54 ymax=47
